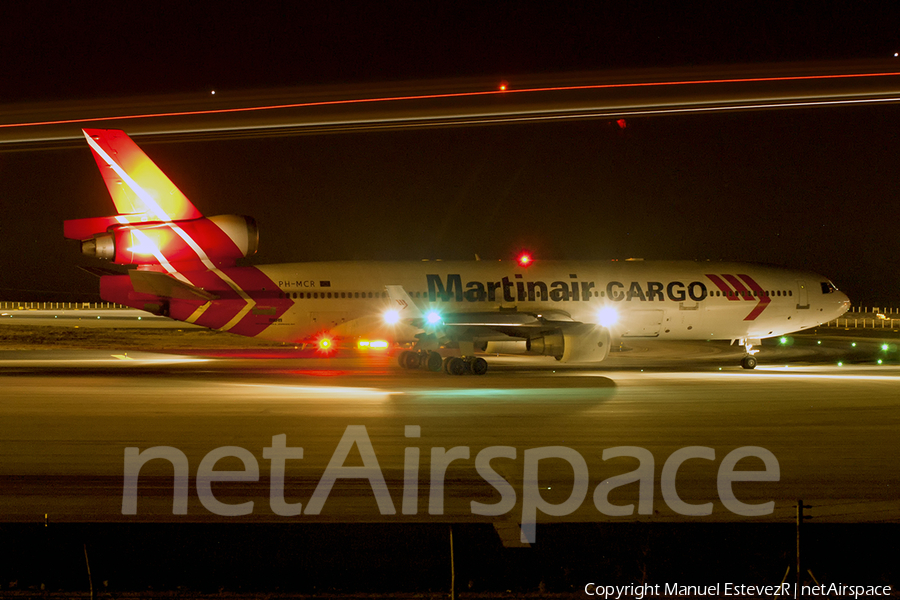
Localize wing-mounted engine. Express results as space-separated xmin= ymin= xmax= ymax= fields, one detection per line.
xmin=67 ymin=214 xmax=258 ymax=271
xmin=527 ymin=324 xmax=610 ymax=363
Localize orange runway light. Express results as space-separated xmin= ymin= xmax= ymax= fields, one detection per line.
xmin=358 ymin=339 xmax=389 ymax=350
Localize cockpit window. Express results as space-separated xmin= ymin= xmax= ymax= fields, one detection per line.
xmin=820 ymin=281 xmax=837 ymax=294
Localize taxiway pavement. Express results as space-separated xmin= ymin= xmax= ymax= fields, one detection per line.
xmin=1 ymin=335 xmax=896 ymax=538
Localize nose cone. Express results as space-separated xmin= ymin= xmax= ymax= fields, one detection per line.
xmin=834 ymin=291 xmax=851 ymax=319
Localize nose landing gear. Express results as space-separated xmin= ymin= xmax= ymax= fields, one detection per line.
xmin=737 ymin=338 xmax=760 ymax=369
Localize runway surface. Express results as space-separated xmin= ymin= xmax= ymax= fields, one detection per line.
xmin=1 ymin=332 xmax=897 ymax=540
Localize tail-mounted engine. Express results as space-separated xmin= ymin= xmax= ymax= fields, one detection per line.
xmin=66 ymin=214 xmax=258 ymax=271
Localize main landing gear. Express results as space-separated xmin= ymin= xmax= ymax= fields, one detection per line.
xmin=397 ymin=350 xmax=488 ymax=376
xmin=737 ymin=338 xmax=760 ymax=370
xmin=443 ymin=355 xmax=488 ymax=376
xmin=398 ymin=349 xmax=444 ymax=372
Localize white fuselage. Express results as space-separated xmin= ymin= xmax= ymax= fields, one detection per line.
xmin=248 ymin=259 xmax=850 ymax=344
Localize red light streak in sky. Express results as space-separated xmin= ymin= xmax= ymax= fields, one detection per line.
xmin=3 ymin=70 xmax=900 ymax=130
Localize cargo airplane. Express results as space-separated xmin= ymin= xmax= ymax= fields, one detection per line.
xmin=65 ymin=129 xmax=850 ymax=374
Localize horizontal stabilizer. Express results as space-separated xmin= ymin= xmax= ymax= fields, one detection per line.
xmin=129 ymin=270 xmax=218 ymax=301
xmin=77 ymin=265 xmax=125 ymax=278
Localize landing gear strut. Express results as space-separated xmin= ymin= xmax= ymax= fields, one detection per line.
xmin=738 ymin=338 xmax=760 ymax=369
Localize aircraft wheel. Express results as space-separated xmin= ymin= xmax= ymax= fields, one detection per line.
xmin=425 ymin=351 xmax=443 ymax=372
xmin=446 ymin=357 xmax=467 ymax=376
xmin=470 ymin=357 xmax=488 ymax=375
xmin=400 ymin=350 xmax=421 ymax=369
xmin=740 ymin=355 xmax=758 ymax=370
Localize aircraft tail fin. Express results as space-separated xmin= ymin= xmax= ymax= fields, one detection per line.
xmin=81 ymin=129 xmax=202 ymax=222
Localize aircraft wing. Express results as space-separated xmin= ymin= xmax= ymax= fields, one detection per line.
xmin=384 ymin=284 xmax=609 ymax=362
xmin=385 ymin=284 xmax=580 ymax=331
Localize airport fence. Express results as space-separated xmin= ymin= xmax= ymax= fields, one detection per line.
xmin=824 ymin=307 xmax=899 ymax=330
xmin=0 ymin=301 xmax=127 ymax=310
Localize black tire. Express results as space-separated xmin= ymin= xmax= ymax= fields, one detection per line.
xmin=741 ymin=355 xmax=758 ymax=370
xmin=470 ymin=357 xmax=488 ymax=375
xmin=400 ymin=350 xmax=421 ymax=369
xmin=425 ymin=351 xmax=443 ymax=372
xmin=447 ymin=357 xmax=466 ymax=376
xmin=398 ymin=351 xmax=412 ymax=369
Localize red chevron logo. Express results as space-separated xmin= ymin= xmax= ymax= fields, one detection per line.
xmin=705 ymin=274 xmax=771 ymax=321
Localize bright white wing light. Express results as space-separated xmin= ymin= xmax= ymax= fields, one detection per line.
xmin=597 ymin=306 xmax=619 ymax=327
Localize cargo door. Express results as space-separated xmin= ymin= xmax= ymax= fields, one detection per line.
xmin=620 ymin=309 xmax=664 ymax=337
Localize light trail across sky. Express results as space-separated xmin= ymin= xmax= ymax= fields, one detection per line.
xmin=3 ymin=69 xmax=900 ymax=131
xmin=3 ymin=65 xmax=900 ymax=146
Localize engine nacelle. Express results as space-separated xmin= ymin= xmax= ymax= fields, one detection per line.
xmin=561 ymin=324 xmax=610 ymax=363
xmin=79 ymin=215 xmax=258 ymax=269
xmin=483 ymin=341 xmax=529 ymax=354
xmin=527 ymin=325 xmax=610 ymax=363
xmin=80 ymin=234 xmax=116 ymax=260
xmin=526 ymin=331 xmax=565 ymax=359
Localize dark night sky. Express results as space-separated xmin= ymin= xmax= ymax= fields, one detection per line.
xmin=2 ymin=2 xmax=900 ymax=305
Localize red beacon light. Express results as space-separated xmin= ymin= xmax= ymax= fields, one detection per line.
xmin=517 ymin=252 xmax=533 ymax=267
xmin=314 ymin=332 xmax=336 ymax=355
